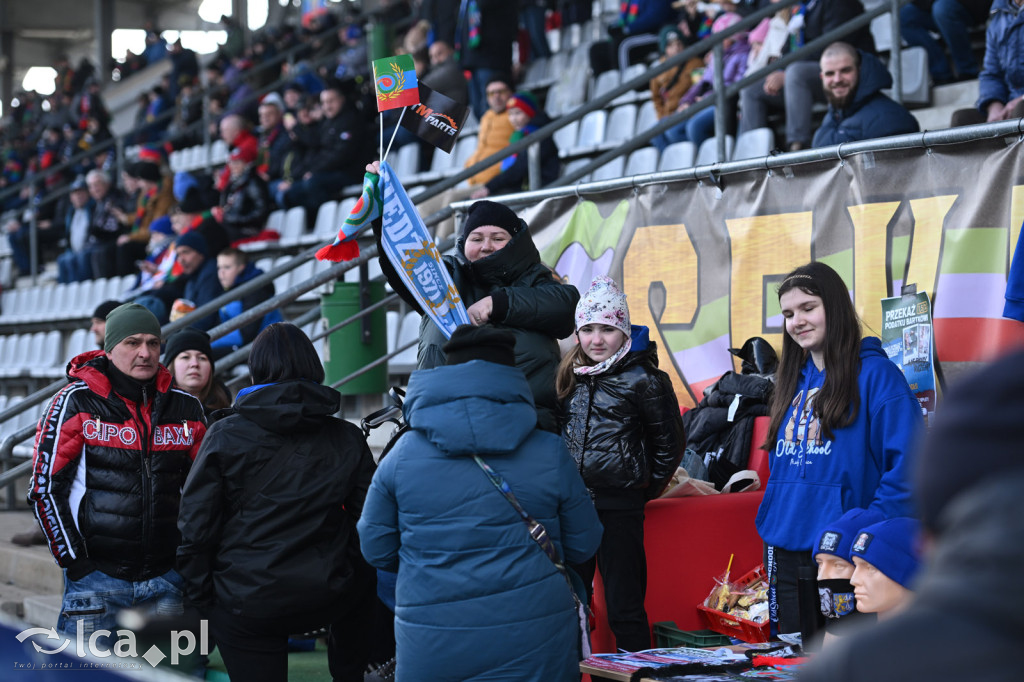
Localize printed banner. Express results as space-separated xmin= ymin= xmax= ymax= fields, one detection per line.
xmin=881 ymin=291 xmax=936 ymax=415
xmin=379 ymin=161 xmax=470 ymax=338
xmin=400 ymin=82 xmax=470 ymax=153
xmin=519 ymin=135 xmax=1024 ymax=408
xmin=373 ymin=55 xmax=420 ymax=112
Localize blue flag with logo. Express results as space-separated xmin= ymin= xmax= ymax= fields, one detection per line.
xmin=378 ymin=161 xmax=470 ymax=339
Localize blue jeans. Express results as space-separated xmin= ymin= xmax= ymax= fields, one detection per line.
xmin=653 ymin=106 xmax=718 ymax=151
xmin=468 ymin=67 xmax=502 ymax=121
xmin=57 ymin=569 xmax=185 ymax=643
xmin=522 ymin=5 xmax=552 ymax=61
xmin=57 ymin=248 xmax=94 ymax=284
xmin=900 ymin=0 xmax=979 ymax=81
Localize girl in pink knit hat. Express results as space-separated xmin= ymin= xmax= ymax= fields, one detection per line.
xmin=556 ymin=275 xmax=685 ymax=652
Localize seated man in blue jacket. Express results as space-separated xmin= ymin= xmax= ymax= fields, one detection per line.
xmin=170 ymin=230 xmax=223 ymax=331
xmin=210 ymin=247 xmax=283 ymax=356
xmin=812 ymin=42 xmax=920 ymax=149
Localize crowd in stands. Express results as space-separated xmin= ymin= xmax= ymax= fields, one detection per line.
xmin=0 ymin=0 xmax=1014 ymax=308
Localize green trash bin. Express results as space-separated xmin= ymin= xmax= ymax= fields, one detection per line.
xmin=321 ymin=282 xmax=387 ymax=395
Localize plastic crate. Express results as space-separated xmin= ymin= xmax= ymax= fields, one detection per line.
xmin=696 ymin=564 xmax=771 ymax=643
xmin=653 ymin=622 xmax=732 ymax=648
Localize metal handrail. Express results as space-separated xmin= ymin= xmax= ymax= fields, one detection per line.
xmin=0 ymin=0 xmax=936 ymax=492
xmin=552 ymin=0 xmax=910 ymax=188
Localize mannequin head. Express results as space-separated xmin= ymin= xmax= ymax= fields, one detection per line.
xmin=813 ymin=508 xmax=886 ymax=637
xmin=849 ymin=517 xmax=922 ymax=620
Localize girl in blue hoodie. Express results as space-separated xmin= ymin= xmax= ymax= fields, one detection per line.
xmin=756 ymin=262 xmax=923 ymax=634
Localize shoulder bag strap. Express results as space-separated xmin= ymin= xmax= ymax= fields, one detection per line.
xmin=472 ymin=455 xmax=572 ymax=585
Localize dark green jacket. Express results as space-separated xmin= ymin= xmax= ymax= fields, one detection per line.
xmin=378 ymin=220 xmax=579 ymax=432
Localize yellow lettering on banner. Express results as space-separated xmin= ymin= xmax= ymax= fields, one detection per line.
xmin=904 ymin=194 xmax=956 ymax=310
xmin=1010 ymin=185 xmax=1024 ymax=265
xmin=849 ymin=201 xmax=900 ymax=333
xmin=623 ymin=224 xmax=698 ymax=406
xmin=725 ymin=212 xmax=813 ymax=362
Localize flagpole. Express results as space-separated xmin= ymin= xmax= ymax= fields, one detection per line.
xmin=379 ymin=114 xmax=384 ymax=163
xmin=382 ymin=107 xmax=408 ymax=165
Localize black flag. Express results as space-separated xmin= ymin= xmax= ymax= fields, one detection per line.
xmin=399 ymin=82 xmax=470 ymax=153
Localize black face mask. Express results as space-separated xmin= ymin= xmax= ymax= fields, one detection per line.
xmin=818 ymin=578 xmax=876 ymax=635
xmin=818 ymin=578 xmax=857 ymax=619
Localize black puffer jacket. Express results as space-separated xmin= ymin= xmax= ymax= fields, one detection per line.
xmin=378 ymin=220 xmax=579 ymax=432
xmin=562 ymin=334 xmax=685 ymax=509
xmin=176 ymin=380 xmax=375 ymax=618
xmin=219 ymin=167 xmax=272 ymax=242
xmin=29 ymin=351 xmax=207 ymax=582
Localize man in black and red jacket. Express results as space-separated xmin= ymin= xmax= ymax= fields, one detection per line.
xmin=28 ymin=303 xmax=207 ymax=643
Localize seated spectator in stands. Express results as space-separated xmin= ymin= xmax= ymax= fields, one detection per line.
xmin=163 ymin=327 xmax=232 ymax=416
xmin=652 ymin=13 xmax=749 ymax=151
xmin=739 ymin=0 xmax=875 ymax=151
xmin=746 ymin=0 xmax=797 ymax=82
xmin=281 ymin=82 xmax=364 ymax=226
xmin=282 ymin=82 xmax=305 ymax=115
xmin=167 ymin=231 xmax=223 ymax=330
xmin=335 ymin=24 xmax=370 ymax=83
xmin=219 ymin=114 xmax=259 ymax=167
xmin=56 ymin=176 xmax=96 ymax=284
xmin=89 ymin=300 xmax=121 ymax=348
xmin=219 ymin=145 xmax=272 ymax=244
xmin=257 ymin=93 xmax=291 ymax=185
xmin=211 ymin=248 xmax=284 ymax=355
xmin=86 ymin=169 xmax=127 ymax=279
xmin=465 ymin=75 xmax=515 ymax=187
xmin=128 ymin=215 xmax=177 ymax=295
xmin=113 ymin=154 xmax=175 ymax=276
xmin=649 ymin=27 xmax=705 ymax=144
xmin=472 ymin=92 xmax=559 ymax=198
xmin=175 ymin=184 xmax=230 ymax=256
xmin=811 ymin=43 xmax=920 ymax=148
xmin=952 ymin=0 xmax=1023 ymax=126
xmin=4 ymin=189 xmax=64 ymax=278
xmin=425 ymin=40 xmax=469 ymax=106
xmin=590 ymin=0 xmax=675 ymax=75
xmin=900 ymin=0 xmax=990 ymax=86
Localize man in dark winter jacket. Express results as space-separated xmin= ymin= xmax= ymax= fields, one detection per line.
xmin=174 ymin=230 xmax=224 ymax=331
xmin=812 ymin=42 xmax=920 ymax=148
xmin=739 ymin=0 xmax=875 ymax=150
xmin=281 ymin=83 xmax=365 ymax=224
xmin=28 ymin=303 xmax=207 ymax=641
xmin=798 ymin=348 xmax=1024 ymax=682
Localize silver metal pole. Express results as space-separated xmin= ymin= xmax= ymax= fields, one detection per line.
xmin=528 ymin=142 xmax=542 ymax=190
xmin=890 ymin=0 xmax=903 ymax=104
xmin=712 ymin=42 xmax=727 ymax=163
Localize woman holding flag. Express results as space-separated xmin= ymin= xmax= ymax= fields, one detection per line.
xmin=365 ymin=162 xmax=579 ymax=432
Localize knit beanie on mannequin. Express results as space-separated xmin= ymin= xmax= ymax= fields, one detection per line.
xmin=850 ymin=517 xmax=923 ymax=589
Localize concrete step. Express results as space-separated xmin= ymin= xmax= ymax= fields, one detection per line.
xmin=912 ymin=105 xmax=963 ymax=131
xmin=0 ymin=511 xmax=63 ymax=594
xmin=931 ymin=79 xmax=978 ymax=108
xmin=22 ymin=594 xmax=61 ymax=628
